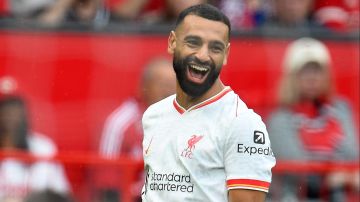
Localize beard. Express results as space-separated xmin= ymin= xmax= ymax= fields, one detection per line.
xmin=173 ymin=51 xmax=221 ymax=97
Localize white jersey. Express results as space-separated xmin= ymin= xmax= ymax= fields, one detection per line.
xmin=141 ymin=87 xmax=276 ymax=202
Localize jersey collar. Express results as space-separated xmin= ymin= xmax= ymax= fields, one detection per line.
xmin=173 ymin=86 xmax=232 ymax=114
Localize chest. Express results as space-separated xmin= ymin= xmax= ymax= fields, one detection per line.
xmin=143 ymin=113 xmax=226 ymax=170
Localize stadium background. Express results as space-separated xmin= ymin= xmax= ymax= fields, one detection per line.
xmin=0 ymin=29 xmax=358 ymax=201
xmin=0 ymin=1 xmax=359 ymax=201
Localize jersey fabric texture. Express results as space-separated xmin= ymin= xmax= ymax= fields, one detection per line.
xmin=141 ymin=87 xmax=276 ymax=202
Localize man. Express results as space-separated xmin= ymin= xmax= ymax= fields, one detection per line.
xmin=97 ymin=57 xmax=176 ymax=201
xmin=141 ymin=4 xmax=276 ymax=202
xmin=99 ymin=57 xmax=176 ymax=160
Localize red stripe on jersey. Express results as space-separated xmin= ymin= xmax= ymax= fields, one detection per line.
xmin=227 ymin=179 xmax=270 ymax=191
xmin=192 ymin=87 xmax=232 ymax=111
xmin=173 ymin=87 xmax=232 ymax=114
xmin=173 ymin=99 xmax=185 ymax=114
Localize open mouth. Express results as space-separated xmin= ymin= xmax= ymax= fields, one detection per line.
xmin=187 ymin=64 xmax=210 ymax=84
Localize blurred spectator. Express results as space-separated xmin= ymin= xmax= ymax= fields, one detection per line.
xmin=163 ymin=0 xmax=206 ymax=22
xmin=213 ymin=0 xmax=267 ymax=30
xmin=262 ymin=0 xmax=323 ymax=32
xmin=9 ymin=0 xmax=55 ymax=18
xmin=107 ymin=0 xmax=164 ymax=23
xmin=108 ymin=0 xmax=206 ymax=24
xmin=267 ymin=37 xmax=359 ymax=201
xmin=0 ymin=78 xmax=70 ymax=202
xmin=8 ymin=0 xmax=108 ymax=27
xmin=25 ymin=190 xmax=75 ymax=202
xmin=96 ymin=56 xmax=176 ymax=202
xmin=314 ymin=0 xmax=359 ymax=33
xmin=38 ymin=0 xmax=109 ymax=27
xmin=0 ymin=0 xmax=10 ymax=17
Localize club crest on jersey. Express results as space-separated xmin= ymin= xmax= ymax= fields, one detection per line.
xmin=181 ymin=135 xmax=203 ymax=159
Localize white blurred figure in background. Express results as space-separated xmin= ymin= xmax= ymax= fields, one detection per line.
xmin=0 ymin=76 xmax=71 ymax=202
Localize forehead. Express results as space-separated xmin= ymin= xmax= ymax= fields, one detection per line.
xmin=176 ymin=15 xmax=229 ymax=43
xmin=0 ymin=104 xmax=23 ymax=115
xmin=299 ymin=62 xmax=324 ymax=73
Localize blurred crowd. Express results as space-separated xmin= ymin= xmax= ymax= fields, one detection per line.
xmin=0 ymin=0 xmax=359 ymax=33
xmin=0 ymin=37 xmax=358 ymax=202
xmin=0 ymin=1 xmax=359 ymax=202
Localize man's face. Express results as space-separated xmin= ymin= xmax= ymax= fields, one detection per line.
xmin=0 ymin=104 xmax=24 ymax=133
xmin=297 ymin=62 xmax=328 ymax=101
xmin=275 ymin=0 xmax=313 ymax=25
xmin=168 ymin=15 xmax=230 ymax=97
xmin=143 ymin=61 xmax=176 ymax=106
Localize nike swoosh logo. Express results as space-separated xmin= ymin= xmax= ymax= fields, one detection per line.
xmin=145 ymin=136 xmax=154 ymax=155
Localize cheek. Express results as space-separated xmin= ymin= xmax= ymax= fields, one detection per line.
xmin=176 ymin=45 xmax=192 ymax=56
xmin=0 ymin=115 xmax=22 ymax=128
xmin=214 ymin=55 xmax=225 ymax=68
xmin=297 ymin=77 xmax=311 ymax=91
xmin=297 ymin=75 xmax=326 ymax=95
xmin=174 ymin=49 xmax=187 ymax=62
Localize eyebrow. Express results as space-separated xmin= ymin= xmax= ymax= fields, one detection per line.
xmin=184 ymin=35 xmax=201 ymax=42
xmin=184 ymin=35 xmax=226 ymax=48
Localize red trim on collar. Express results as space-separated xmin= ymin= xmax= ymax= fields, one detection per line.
xmin=173 ymin=87 xmax=232 ymax=114
xmin=192 ymin=87 xmax=232 ymax=110
xmin=173 ymin=99 xmax=185 ymax=114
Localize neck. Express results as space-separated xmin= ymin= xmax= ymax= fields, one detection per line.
xmin=175 ymin=79 xmax=225 ymax=110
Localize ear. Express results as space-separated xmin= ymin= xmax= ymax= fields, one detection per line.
xmin=223 ymin=43 xmax=230 ymax=65
xmin=167 ymin=31 xmax=177 ymax=55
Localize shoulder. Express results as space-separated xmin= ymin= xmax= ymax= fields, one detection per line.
xmin=331 ymin=96 xmax=352 ymax=109
xmin=143 ymin=94 xmax=175 ymax=121
xmin=267 ymin=106 xmax=294 ymax=124
xmin=108 ymin=98 xmax=141 ymax=119
xmin=235 ymin=108 xmax=265 ymax=127
xmin=218 ymin=91 xmax=265 ymax=134
xmin=215 ymin=90 xmax=248 ymax=121
xmin=228 ymin=109 xmax=269 ymax=142
xmin=28 ymin=132 xmax=57 ymax=157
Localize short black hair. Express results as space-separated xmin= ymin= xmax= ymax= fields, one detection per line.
xmin=0 ymin=96 xmax=29 ymax=150
xmin=25 ymin=190 xmax=74 ymax=202
xmin=175 ymin=4 xmax=231 ymax=39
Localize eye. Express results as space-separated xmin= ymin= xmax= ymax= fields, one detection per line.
xmin=210 ymin=45 xmax=224 ymax=53
xmin=185 ymin=39 xmax=201 ymax=48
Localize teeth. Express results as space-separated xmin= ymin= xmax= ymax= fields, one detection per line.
xmin=190 ymin=65 xmax=208 ymax=72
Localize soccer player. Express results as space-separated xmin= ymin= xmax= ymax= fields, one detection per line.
xmin=141 ymin=4 xmax=276 ymax=202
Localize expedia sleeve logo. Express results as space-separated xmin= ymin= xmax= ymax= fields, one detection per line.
xmin=253 ymin=130 xmax=265 ymax=144
xmin=237 ymin=144 xmax=274 ymax=156
xmin=237 ymin=130 xmax=274 ymax=157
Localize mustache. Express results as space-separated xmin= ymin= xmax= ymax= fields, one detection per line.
xmin=186 ymin=56 xmax=213 ymax=67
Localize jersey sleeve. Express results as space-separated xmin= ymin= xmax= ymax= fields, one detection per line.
xmin=224 ymin=110 xmax=276 ymax=193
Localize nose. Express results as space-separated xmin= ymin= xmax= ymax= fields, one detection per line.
xmin=194 ymin=46 xmax=210 ymax=63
